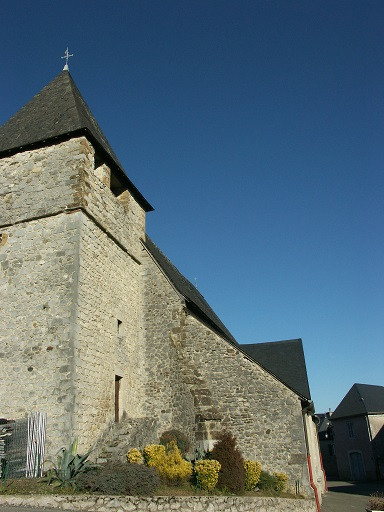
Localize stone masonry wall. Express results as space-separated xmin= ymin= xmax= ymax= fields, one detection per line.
xmin=0 ymin=135 xmax=146 ymax=258
xmin=72 ymin=213 xmax=148 ymax=452
xmin=69 ymin=136 xmax=150 ymax=452
xmin=0 ymin=133 xmax=317 ymax=497
xmin=80 ymin=140 xmax=146 ymax=261
xmin=185 ymin=313 xmax=312 ymax=495
xmin=0 ymin=139 xmax=87 ymax=455
xmin=140 ymin=247 xmax=313 ymax=496
xmin=0 ymin=139 xmax=85 ymax=226
xmin=304 ymin=412 xmax=326 ymax=496
xmin=370 ymin=414 xmax=384 ymax=442
xmin=370 ymin=414 xmax=384 ymax=479
xmin=0 ymin=212 xmax=81 ymax=455
xmin=140 ymin=248 xmax=196 ymax=443
xmin=0 ymin=135 xmax=149 ymax=456
xmin=0 ymin=494 xmax=318 ymax=512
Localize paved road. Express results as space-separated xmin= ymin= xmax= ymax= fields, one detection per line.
xmin=321 ymin=480 xmax=384 ymax=512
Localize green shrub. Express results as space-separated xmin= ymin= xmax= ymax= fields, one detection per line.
xmin=243 ymin=460 xmax=262 ymax=490
xmin=159 ymin=430 xmax=190 ymax=456
xmin=75 ymin=463 xmax=159 ymax=495
xmin=258 ymin=470 xmax=276 ymax=491
xmin=273 ymin=472 xmax=288 ymax=493
xmin=210 ymin=431 xmax=245 ymax=493
xmin=194 ymin=459 xmax=221 ymax=491
xmin=258 ymin=470 xmax=287 ymax=493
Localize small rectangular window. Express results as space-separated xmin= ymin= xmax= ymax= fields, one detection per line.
xmin=347 ymin=422 xmax=355 ymax=438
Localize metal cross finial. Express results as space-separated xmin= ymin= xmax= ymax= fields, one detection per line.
xmin=61 ymin=47 xmax=73 ymax=71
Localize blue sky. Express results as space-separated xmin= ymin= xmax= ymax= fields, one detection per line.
xmin=1 ymin=1 xmax=383 ymax=413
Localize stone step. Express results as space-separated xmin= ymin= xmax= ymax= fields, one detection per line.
xmin=92 ymin=417 xmax=159 ymax=464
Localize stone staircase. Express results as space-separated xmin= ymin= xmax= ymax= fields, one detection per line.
xmin=93 ymin=417 xmax=159 ymax=464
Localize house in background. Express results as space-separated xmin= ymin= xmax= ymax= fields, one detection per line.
xmin=317 ymin=411 xmax=339 ymax=480
xmin=331 ymin=383 xmax=384 ymax=481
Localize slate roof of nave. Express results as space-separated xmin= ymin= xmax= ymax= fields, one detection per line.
xmin=240 ymin=339 xmax=311 ymax=401
xmin=144 ymin=235 xmax=239 ymax=347
xmin=0 ymin=71 xmax=153 ymax=212
xmin=331 ymin=383 xmax=384 ymax=419
xmin=144 ymin=236 xmax=312 ymax=402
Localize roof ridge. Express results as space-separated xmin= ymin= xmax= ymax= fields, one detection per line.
xmin=354 ymin=384 xmax=368 ymax=415
xmin=66 ymin=71 xmax=85 ymax=125
xmin=65 ymin=71 xmax=123 ymax=168
xmin=145 ymin=235 xmax=208 ymax=301
xmin=332 ymin=383 xmax=384 ymax=419
xmin=144 ymin=235 xmax=238 ymax=346
xmin=249 ymin=338 xmax=302 ymax=345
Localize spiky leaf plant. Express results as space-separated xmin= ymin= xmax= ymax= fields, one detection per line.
xmin=44 ymin=438 xmax=92 ymax=488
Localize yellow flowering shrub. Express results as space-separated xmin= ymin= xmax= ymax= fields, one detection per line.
xmin=243 ymin=459 xmax=262 ymax=490
xmin=126 ymin=447 xmax=143 ymax=464
xmin=194 ymin=459 xmax=221 ymax=491
xmin=143 ymin=444 xmax=166 ymax=466
xmin=143 ymin=441 xmax=192 ymax=485
xmin=273 ymin=472 xmax=288 ymax=492
xmin=157 ymin=441 xmax=192 ymax=485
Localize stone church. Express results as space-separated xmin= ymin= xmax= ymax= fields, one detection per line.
xmin=0 ymin=70 xmax=324 ymax=499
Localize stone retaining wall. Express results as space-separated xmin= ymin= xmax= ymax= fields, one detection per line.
xmin=0 ymin=494 xmax=317 ymax=512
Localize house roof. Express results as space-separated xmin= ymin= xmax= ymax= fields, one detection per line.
xmin=143 ymin=236 xmax=238 ymax=346
xmin=316 ymin=413 xmax=334 ymax=441
xmin=240 ymin=339 xmax=311 ymax=400
xmin=332 ymin=383 xmax=384 ymax=420
xmin=317 ymin=413 xmax=331 ymax=433
xmin=0 ymin=70 xmax=153 ymax=212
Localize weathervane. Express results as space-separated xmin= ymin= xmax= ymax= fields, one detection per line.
xmin=61 ymin=47 xmax=73 ymax=71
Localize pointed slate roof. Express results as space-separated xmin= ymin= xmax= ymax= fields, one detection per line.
xmin=0 ymin=71 xmax=153 ymax=212
xmin=240 ymin=339 xmax=311 ymax=400
xmin=332 ymin=383 xmax=384 ymax=420
xmin=143 ymin=236 xmax=238 ymax=346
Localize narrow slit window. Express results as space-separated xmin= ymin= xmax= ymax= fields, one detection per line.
xmin=115 ymin=375 xmax=122 ymax=423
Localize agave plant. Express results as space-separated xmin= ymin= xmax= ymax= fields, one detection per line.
xmin=45 ymin=438 xmax=92 ymax=488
